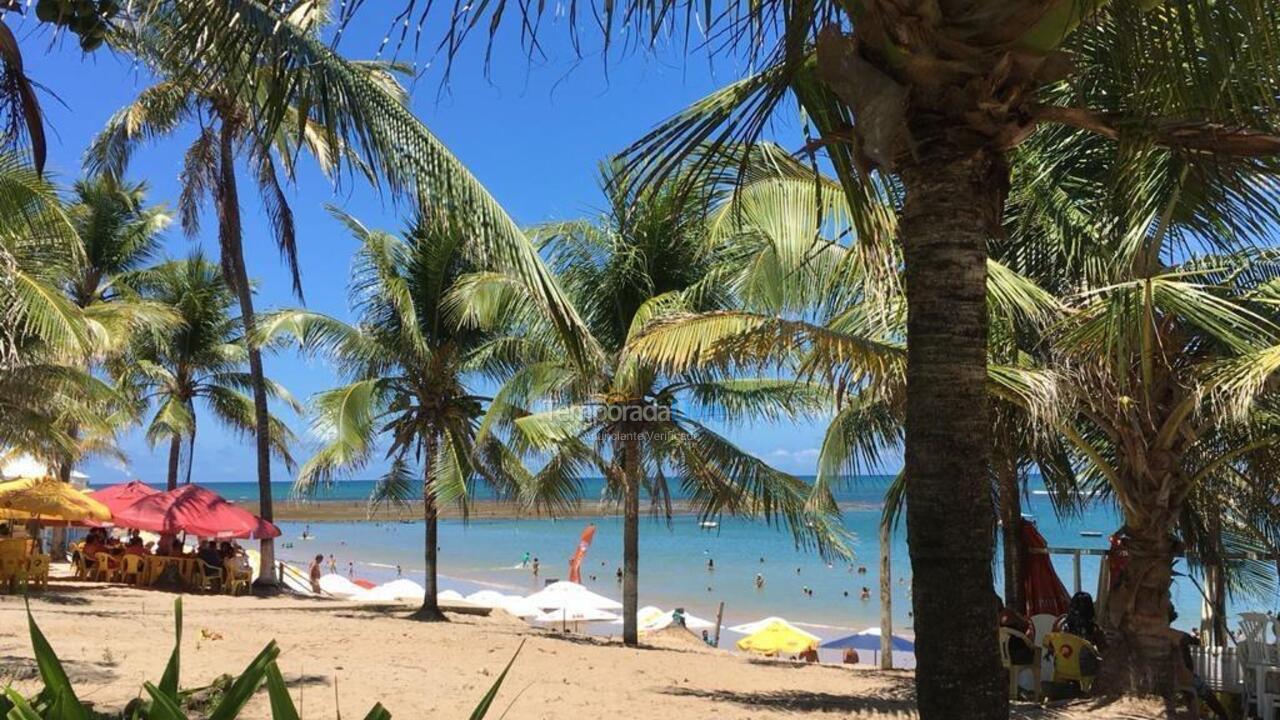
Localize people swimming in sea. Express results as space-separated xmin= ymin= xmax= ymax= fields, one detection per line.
xmin=860 ymin=586 xmax=871 ymax=601
xmin=856 ymin=565 xmax=867 ymax=574
xmin=302 ymin=524 xmax=312 ymax=540
xmin=707 ymin=558 xmax=714 ymax=571
xmin=802 ymin=585 xmax=811 ymax=596
xmin=396 ymin=564 xmax=402 ymax=578
xmin=616 ymin=567 xmax=622 ymax=583
xmin=755 ymin=573 xmax=765 ymax=589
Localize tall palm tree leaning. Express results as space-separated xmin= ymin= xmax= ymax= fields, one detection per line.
xmin=85 ymin=4 xmax=385 ymax=586
xmin=260 ymin=209 xmax=529 ymax=621
xmin=129 ymin=255 xmax=299 ymax=490
xmin=95 ymin=0 xmax=597 ymax=586
xmin=466 ymin=163 xmax=845 ymax=645
xmin=233 ymin=0 xmax=1280 ymax=712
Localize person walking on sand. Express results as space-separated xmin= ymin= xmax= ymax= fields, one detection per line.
xmin=308 ymin=554 xmax=324 ymax=594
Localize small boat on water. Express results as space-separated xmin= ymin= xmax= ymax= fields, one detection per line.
xmin=699 ymin=520 xmax=718 ymax=529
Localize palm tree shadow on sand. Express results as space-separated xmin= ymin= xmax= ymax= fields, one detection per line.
xmin=660 ymin=680 xmax=1157 ymax=719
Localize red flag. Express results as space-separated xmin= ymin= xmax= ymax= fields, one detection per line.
xmin=568 ymin=523 xmax=597 ymax=583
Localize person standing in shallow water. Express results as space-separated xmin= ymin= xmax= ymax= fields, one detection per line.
xmin=531 ymin=557 xmax=539 ymax=577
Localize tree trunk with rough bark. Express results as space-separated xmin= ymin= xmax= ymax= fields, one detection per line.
xmin=899 ymin=147 xmax=1006 ymax=720
xmin=1100 ymin=495 xmax=1180 ymax=695
xmin=879 ymin=518 xmax=893 ymax=670
xmin=166 ymin=434 xmax=182 ymax=491
xmin=621 ymin=434 xmax=641 ymax=647
xmin=413 ymin=434 xmax=446 ymax=621
xmin=215 ymin=117 xmax=277 ymax=589
xmin=996 ymin=446 xmax=1024 ymax=613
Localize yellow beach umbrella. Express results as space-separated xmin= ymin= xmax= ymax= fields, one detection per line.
xmin=0 ymin=477 xmax=112 ymax=523
xmin=735 ymin=619 xmax=821 ymax=656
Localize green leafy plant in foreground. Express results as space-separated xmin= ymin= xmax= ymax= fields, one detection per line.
xmin=1 ymin=598 xmax=522 ymax=719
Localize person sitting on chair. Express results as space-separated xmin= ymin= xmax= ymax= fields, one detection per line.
xmin=998 ymin=598 xmax=1036 ymax=665
xmin=1170 ymin=608 xmax=1229 ymax=720
xmin=197 ymin=541 xmax=223 ymax=575
xmin=123 ymin=537 xmax=148 ymax=556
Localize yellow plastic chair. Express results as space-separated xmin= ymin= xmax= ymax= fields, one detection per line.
xmin=71 ymin=548 xmax=90 ymax=576
xmin=1043 ymin=631 xmax=1100 ymax=692
xmin=999 ymin=627 xmax=1042 ymax=700
xmin=224 ymin=565 xmax=250 ymax=596
xmin=0 ymin=556 xmax=20 ymax=593
xmin=119 ymin=554 xmax=145 ymax=585
xmin=26 ymin=555 xmax=49 ymax=589
xmin=195 ymin=561 xmax=223 ymax=592
xmin=94 ymin=552 xmax=118 ymax=582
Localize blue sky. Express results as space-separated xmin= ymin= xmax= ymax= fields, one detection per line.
xmin=21 ymin=10 xmax=898 ymax=484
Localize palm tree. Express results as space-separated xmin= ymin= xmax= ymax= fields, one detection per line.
xmin=260 ymin=209 xmax=529 ymax=620
xmin=59 ymin=174 xmax=173 ymax=462
xmin=123 ymin=0 xmax=1280 ymax=709
xmin=468 ymin=162 xmax=845 ymax=645
xmin=0 ymin=154 xmax=117 ymax=460
xmin=86 ymin=4 xmax=386 ymax=585
xmin=93 ymin=0 xmax=595 ymax=586
xmin=129 ymin=255 xmax=298 ymax=490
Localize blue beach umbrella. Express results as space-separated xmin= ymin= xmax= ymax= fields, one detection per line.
xmin=821 ymin=628 xmax=915 ymax=657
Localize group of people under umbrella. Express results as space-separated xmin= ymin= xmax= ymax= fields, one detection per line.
xmin=0 ymin=477 xmax=278 ymax=594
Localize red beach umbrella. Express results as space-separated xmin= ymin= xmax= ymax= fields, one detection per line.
xmin=113 ymin=484 xmax=281 ymax=539
xmin=88 ymin=480 xmax=160 ymax=515
xmin=1019 ymin=518 xmax=1071 ymax=617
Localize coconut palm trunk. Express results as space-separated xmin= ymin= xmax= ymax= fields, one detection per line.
xmin=166 ymin=434 xmax=182 ymax=491
xmin=415 ymin=432 xmax=446 ymax=622
xmin=1103 ymin=489 xmax=1181 ymax=694
xmin=215 ymin=117 xmax=277 ymax=588
xmin=899 ymin=152 xmax=1005 ymax=719
xmin=878 ymin=519 xmax=893 ymax=670
xmin=621 ymin=434 xmax=641 ymax=647
xmin=995 ymin=446 xmax=1024 ymax=611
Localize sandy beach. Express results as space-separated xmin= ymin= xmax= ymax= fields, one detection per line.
xmin=0 ymin=578 xmax=1166 ymax=719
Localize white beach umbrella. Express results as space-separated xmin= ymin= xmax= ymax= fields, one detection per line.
xmin=533 ymin=594 xmax=621 ymax=625
xmin=534 ymin=607 xmax=620 ymax=624
xmin=524 ymin=581 xmax=623 ymax=611
xmin=728 ymin=616 xmax=819 ymax=641
xmin=611 ymin=606 xmax=716 ymax=632
xmin=359 ymin=579 xmax=426 ymax=602
xmin=498 ymin=595 xmax=542 ymax=618
xmin=465 ymin=590 xmax=509 ymax=607
xmin=318 ymin=574 xmax=367 ymax=599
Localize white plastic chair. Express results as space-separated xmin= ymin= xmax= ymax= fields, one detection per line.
xmin=1239 ymin=613 xmax=1280 ymax=720
xmin=998 ymin=628 xmax=1042 ymax=701
xmin=1031 ymin=614 xmax=1058 ymax=684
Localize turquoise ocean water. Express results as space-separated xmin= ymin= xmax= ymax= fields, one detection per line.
xmin=173 ymin=477 xmax=1238 ymax=642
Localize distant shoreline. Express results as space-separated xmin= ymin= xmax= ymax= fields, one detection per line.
xmin=243 ymin=499 xmax=884 ymax=522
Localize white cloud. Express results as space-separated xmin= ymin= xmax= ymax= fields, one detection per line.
xmin=759 ymin=447 xmax=821 ymax=469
